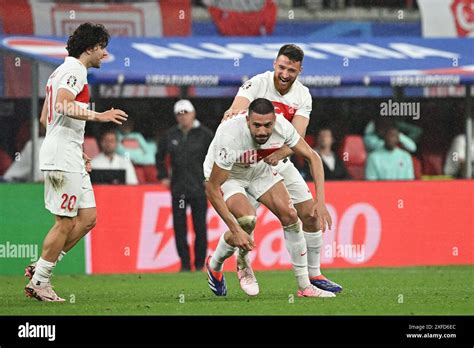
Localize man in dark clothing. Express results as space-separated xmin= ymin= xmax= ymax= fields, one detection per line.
xmin=156 ymin=99 xmax=214 ymax=272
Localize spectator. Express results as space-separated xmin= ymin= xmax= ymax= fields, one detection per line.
xmin=314 ymin=128 xmax=351 ymax=180
xmin=365 ymin=126 xmax=414 ymax=180
xmin=2 ymin=126 xmax=45 ymax=182
xmin=156 ymin=99 xmax=214 ymax=272
xmin=91 ymin=130 xmax=138 ymax=185
xmin=364 ymin=118 xmax=419 ymax=154
xmin=295 ymin=128 xmax=352 ymax=180
xmin=116 ymin=117 xmax=156 ymax=166
xmin=444 ymin=132 xmax=474 ymax=178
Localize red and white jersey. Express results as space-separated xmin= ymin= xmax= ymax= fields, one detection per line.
xmin=236 ymin=71 xmax=312 ymax=122
xmin=39 ymin=57 xmax=90 ymax=173
xmin=203 ymin=113 xmax=300 ymax=178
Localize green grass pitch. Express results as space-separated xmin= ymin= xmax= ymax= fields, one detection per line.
xmin=1 ymin=266 xmax=472 ymax=315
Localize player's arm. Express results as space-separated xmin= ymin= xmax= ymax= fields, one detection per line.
xmin=55 ymin=88 xmax=128 ymax=124
xmin=39 ymin=99 xmax=48 ymax=128
xmin=223 ymin=96 xmax=250 ymax=121
xmin=290 ymin=137 xmax=332 ymax=232
xmin=205 ymin=164 xmax=254 ymax=251
xmin=263 ymin=114 xmax=309 ymax=165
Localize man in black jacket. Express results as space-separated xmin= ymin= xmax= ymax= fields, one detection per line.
xmin=156 ymin=100 xmax=214 ymax=272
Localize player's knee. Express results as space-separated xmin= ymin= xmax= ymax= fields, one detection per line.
xmin=301 ymin=214 xmax=319 ymax=231
xmin=279 ymin=207 xmax=298 ymax=226
xmin=237 ymin=215 xmax=256 ymax=235
xmin=84 ymin=215 xmax=97 ymax=231
xmin=55 ymin=216 xmax=75 ymax=233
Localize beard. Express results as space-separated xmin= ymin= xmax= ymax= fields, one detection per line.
xmin=254 ymin=136 xmax=269 ymax=144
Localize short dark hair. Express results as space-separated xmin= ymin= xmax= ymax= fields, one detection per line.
xmin=99 ymin=128 xmax=116 ymax=141
xmin=248 ymin=98 xmax=275 ymax=116
xmin=66 ymin=23 xmax=110 ymax=58
xmin=277 ymin=44 xmax=304 ymax=63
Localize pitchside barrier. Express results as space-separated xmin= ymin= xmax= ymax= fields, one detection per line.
xmin=0 ymin=181 xmax=472 ymax=275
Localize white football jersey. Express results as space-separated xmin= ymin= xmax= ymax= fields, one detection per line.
xmin=39 ymin=57 xmax=90 ymax=173
xmin=236 ymin=71 xmax=312 ymax=122
xmin=203 ymin=113 xmax=301 ymax=178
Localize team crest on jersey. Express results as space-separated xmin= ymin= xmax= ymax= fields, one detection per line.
xmin=241 ymin=81 xmax=252 ymax=90
xmin=66 ymin=75 xmax=77 ymax=88
xmin=218 ymin=147 xmax=229 ymax=162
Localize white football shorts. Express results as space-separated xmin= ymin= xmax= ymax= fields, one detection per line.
xmin=43 ymin=170 xmax=96 ymax=217
xmin=243 ymin=160 xmax=313 ymax=210
xmin=221 ymin=161 xmax=283 ymax=203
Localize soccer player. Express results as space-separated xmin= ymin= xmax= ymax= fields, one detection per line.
xmin=219 ymin=44 xmax=342 ymax=294
xmin=24 ymin=23 xmax=128 ymax=302
xmin=204 ymin=98 xmax=334 ymax=298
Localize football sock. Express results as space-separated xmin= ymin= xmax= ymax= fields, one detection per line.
xmin=32 ymin=257 xmax=56 ymax=287
xmin=304 ymin=230 xmax=323 ymax=278
xmin=57 ymin=250 xmax=67 ymax=263
xmin=210 ymin=233 xmax=236 ymax=272
xmin=236 ymin=231 xmax=254 ymax=270
xmin=284 ymin=222 xmax=310 ymax=290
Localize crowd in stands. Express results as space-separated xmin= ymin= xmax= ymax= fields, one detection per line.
xmin=0 ymin=111 xmax=471 ymax=184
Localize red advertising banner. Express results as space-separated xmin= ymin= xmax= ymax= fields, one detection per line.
xmin=89 ymin=181 xmax=473 ymax=274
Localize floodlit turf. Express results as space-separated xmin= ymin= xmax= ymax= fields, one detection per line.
xmin=1 ymin=266 xmax=472 ymax=315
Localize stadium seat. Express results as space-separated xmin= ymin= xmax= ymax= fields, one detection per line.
xmin=0 ymin=148 xmax=12 ymax=175
xmin=134 ymin=165 xmax=159 ymax=184
xmin=338 ymin=135 xmax=367 ymax=180
xmin=134 ymin=165 xmax=146 ymax=184
xmin=421 ymin=152 xmax=444 ymax=175
xmin=304 ymin=134 xmax=316 ymax=148
xmin=142 ymin=165 xmax=159 ymax=183
xmin=83 ymin=136 xmax=100 ymax=159
xmin=412 ymin=155 xmax=422 ymax=179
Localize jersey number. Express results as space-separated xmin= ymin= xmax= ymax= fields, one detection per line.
xmin=46 ymin=85 xmax=53 ymax=125
xmin=61 ymin=194 xmax=77 ymax=211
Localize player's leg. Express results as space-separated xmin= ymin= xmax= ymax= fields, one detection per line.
xmin=188 ymin=195 xmax=208 ymax=271
xmin=225 ymin=193 xmax=259 ymax=296
xmin=62 ymin=207 xmax=96 ymax=253
xmin=254 ymin=167 xmax=334 ymax=297
xmin=26 ymin=171 xmax=97 ymax=279
xmin=172 ymin=194 xmax=191 ymax=271
xmin=206 ymin=179 xmax=253 ymax=296
xmin=62 ymin=171 xmax=97 ymax=253
xmin=25 ymin=171 xmax=81 ymax=302
xmin=282 ymin=163 xmax=343 ymax=293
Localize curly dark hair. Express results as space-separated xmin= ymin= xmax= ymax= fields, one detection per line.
xmin=277 ymin=44 xmax=304 ymax=63
xmin=66 ymin=23 xmax=110 ymax=58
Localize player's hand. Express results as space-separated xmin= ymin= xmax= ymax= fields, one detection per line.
xmin=222 ymin=108 xmax=246 ymax=122
xmin=263 ymin=153 xmax=280 ymax=166
xmin=83 ymin=152 xmax=92 ymax=173
xmin=161 ymin=178 xmax=170 ymax=189
xmin=311 ymin=202 xmax=332 ymax=232
xmin=98 ymin=108 xmax=128 ymax=125
xmin=232 ymin=228 xmax=254 ymax=251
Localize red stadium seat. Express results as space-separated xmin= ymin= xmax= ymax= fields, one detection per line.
xmin=0 ymin=148 xmax=12 ymax=175
xmin=304 ymin=135 xmax=316 ymax=148
xmin=134 ymin=165 xmax=146 ymax=184
xmin=421 ymin=152 xmax=444 ymax=175
xmin=338 ymin=135 xmax=367 ymax=180
xmin=412 ymin=155 xmax=422 ymax=180
xmin=134 ymin=165 xmax=159 ymax=184
xmin=143 ymin=165 xmax=159 ymax=183
xmin=83 ymin=136 xmax=100 ymax=159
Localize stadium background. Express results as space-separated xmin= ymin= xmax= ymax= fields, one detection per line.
xmin=0 ymin=0 xmax=472 ymax=315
